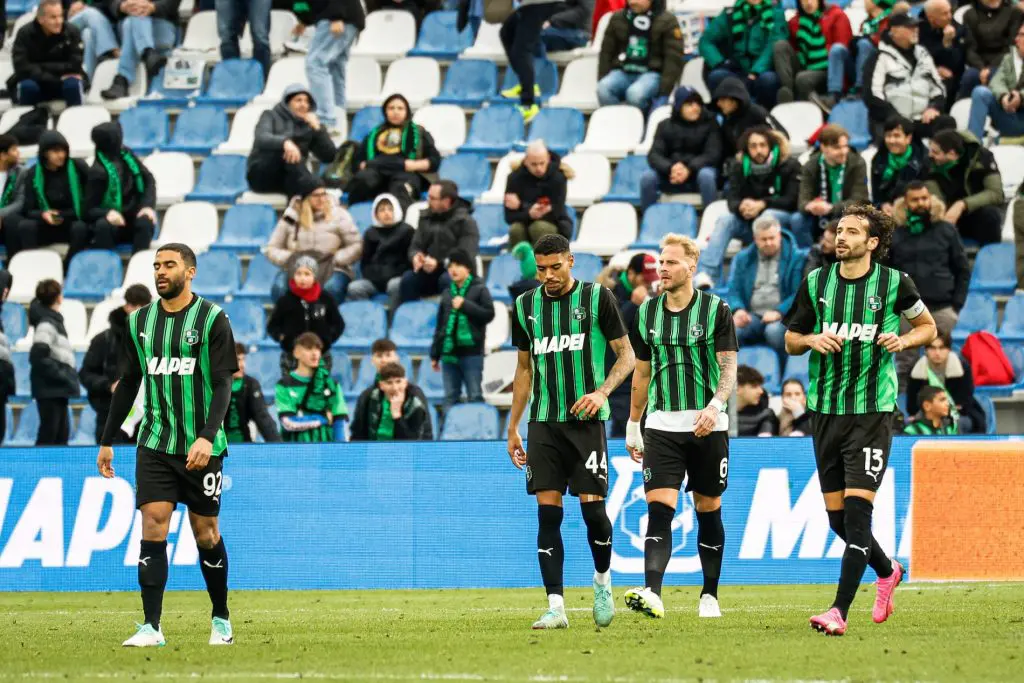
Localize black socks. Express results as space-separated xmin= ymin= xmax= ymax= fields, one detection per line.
xmin=696 ymin=508 xmax=725 ymax=599
xmin=537 ymin=505 xmax=565 ymax=596
xmin=197 ymin=537 xmax=230 ymax=620
xmin=138 ymin=540 xmax=168 ymax=629
xmin=644 ymin=501 xmax=674 ymax=596
xmin=833 ymin=496 xmax=876 ymax=618
xmin=580 ymin=501 xmax=613 ymax=574
xmin=827 ymin=508 xmax=893 ymax=580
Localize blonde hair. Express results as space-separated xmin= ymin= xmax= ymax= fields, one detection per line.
xmin=660 ymin=233 xmax=700 ymax=262
xmin=298 ymin=193 xmax=333 ymax=230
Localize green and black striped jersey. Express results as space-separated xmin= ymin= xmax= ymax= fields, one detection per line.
xmin=903 ymin=416 xmax=958 ymax=435
xmin=275 ymin=368 xmax=346 ymax=443
xmin=512 ymin=280 xmax=627 ymax=422
xmin=787 ymin=262 xmax=926 ymax=415
xmin=124 ymin=295 xmax=238 ymax=456
xmin=630 ymin=290 xmax=737 ymax=413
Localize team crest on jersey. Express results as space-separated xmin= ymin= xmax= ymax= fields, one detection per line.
xmin=642 ymin=467 xmax=652 ymax=482
xmin=690 ymin=323 xmax=705 ymax=339
xmin=868 ymin=295 xmax=882 ymax=312
xmin=184 ymin=328 xmax=200 ymax=345
xmin=572 ymin=306 xmax=587 ymax=321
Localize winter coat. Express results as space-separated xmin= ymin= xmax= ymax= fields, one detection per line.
xmin=737 ymin=392 xmax=779 ymax=436
xmin=918 ymin=17 xmax=967 ymax=80
xmin=84 ymin=122 xmax=156 ymax=221
xmin=23 ymin=132 xmax=89 ymax=222
xmin=354 ymin=94 xmax=441 ymax=177
xmin=796 ymin=149 xmax=870 ymax=219
xmin=548 ymin=0 xmax=593 ymax=33
xmin=963 ymin=0 xmax=1024 ymax=70
xmin=361 ymin=193 xmax=414 ymax=290
xmin=9 ymin=18 xmax=84 ymax=93
xmin=785 ymin=5 xmax=852 ymax=55
xmin=870 ymin=138 xmax=930 ymax=207
xmin=350 ymin=383 xmax=433 ymax=441
xmin=987 ymin=48 xmax=1024 ymax=101
xmin=430 ymin=276 xmax=495 ymax=361
xmin=711 ymin=76 xmax=783 ymax=155
xmin=79 ymin=306 xmax=129 ymax=416
xmin=888 ymin=195 xmax=970 ymax=312
xmin=267 ymin=288 xmax=345 ymax=353
xmin=0 ymin=164 xmax=27 ymax=222
xmin=699 ymin=3 xmax=789 ymax=75
xmin=291 ymin=0 xmax=365 ymax=30
xmin=925 ymin=130 xmax=1005 ymax=211
xmin=503 ymin=151 xmax=574 ymax=240
xmin=726 ymin=130 xmax=801 ymax=214
xmin=248 ymin=84 xmax=337 ymax=174
xmin=725 ymin=229 xmax=805 ymax=315
xmin=266 ymin=193 xmax=363 ymax=276
xmin=28 ymin=300 xmax=80 ymax=400
xmin=906 ymin=353 xmax=986 ymax=432
xmin=225 ymin=375 xmax=282 ymax=443
xmin=779 ymin=405 xmax=811 ymax=436
xmin=409 ymin=197 xmax=480 ymax=262
xmin=647 ymin=88 xmax=723 ymax=180
xmin=599 ymin=9 xmax=684 ymax=96
xmin=864 ymin=35 xmax=946 ymax=124
xmin=0 ymin=271 xmax=15 ymax=403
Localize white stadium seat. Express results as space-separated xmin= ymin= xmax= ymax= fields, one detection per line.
xmin=351 ymin=10 xmax=416 ymax=63
xmin=86 ymin=295 xmax=126 ymax=343
xmin=8 ymin=250 xmax=64 ymax=304
xmin=770 ymin=102 xmax=822 ymax=156
xmin=572 ymin=202 xmax=638 ymax=256
xmin=680 ymin=57 xmax=711 ymax=102
xmin=861 ymin=146 xmax=877 ymax=195
xmin=238 ymin=192 xmax=288 ymax=209
xmin=60 ymin=299 xmax=89 ymax=351
xmin=154 ymin=202 xmax=220 ymax=253
xmin=482 ymin=350 xmax=518 ymax=408
xmin=575 ymin=104 xmax=644 ymax=158
xmin=696 ymin=199 xmax=731 ymax=249
xmin=548 ymin=57 xmax=600 ymax=112
xmin=573 ymin=12 xmax=612 ymax=59
xmin=239 ymin=10 xmax=297 ymax=59
xmin=144 ymin=151 xmax=196 ymax=207
xmin=122 ymin=250 xmax=159 ymax=297
xmin=635 ymin=105 xmax=671 ymax=156
xmin=215 ymin=103 xmax=270 ymax=155
xmin=87 ymin=60 xmax=146 ymax=112
xmin=480 ymin=152 xmax=524 ymax=203
xmin=413 ymin=104 xmax=467 ymax=156
xmin=462 ymin=22 xmax=507 ymax=65
xmin=0 ymin=106 xmax=33 ymax=135
xmin=991 ymin=145 xmax=1024 ymax=198
xmin=1003 ymin=199 xmax=1016 ymax=243
xmin=256 ymin=57 xmax=307 ymax=105
xmin=378 ymin=57 xmax=441 ymax=109
xmin=346 ymin=56 xmax=383 ymax=110
xmin=175 ymin=11 xmax=220 ymax=58
xmin=0 ymin=60 xmax=13 ymax=113
xmin=485 ymin=301 xmax=509 ymax=353
xmin=563 ymin=152 xmax=611 ymax=205
xmin=57 ymin=105 xmax=111 ymax=157
xmin=404 ymin=200 xmax=428 ymax=229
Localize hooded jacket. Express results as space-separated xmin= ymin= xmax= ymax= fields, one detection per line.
xmin=267 ymin=286 xmax=344 ymax=354
xmin=963 ymin=0 xmax=1024 ymax=70
xmin=906 ymin=352 xmax=985 ymax=431
xmin=9 ymin=17 xmax=84 ymax=92
xmin=711 ymin=76 xmax=781 ymax=155
xmin=409 ymin=196 xmax=480 ymax=262
xmin=725 ymin=229 xmax=805 ymax=315
xmin=699 ymin=1 xmax=789 ymax=75
xmin=430 ymin=275 xmax=495 ymax=361
xmin=361 ymin=193 xmax=415 ymax=290
xmin=864 ymin=34 xmax=946 ymax=124
xmin=85 ymin=122 xmax=156 ymax=221
xmin=737 ymin=391 xmax=779 ymax=436
xmin=350 ymin=382 xmax=432 ymax=441
xmin=648 ymin=86 xmax=723 ymax=179
xmin=23 ymin=131 xmax=89 ymax=222
xmin=266 ymin=192 xmax=363 ymax=276
xmin=249 ymin=84 xmax=337 ymax=173
xmin=925 ymin=130 xmax=1005 ymax=211
xmin=599 ymin=8 xmax=685 ymax=96
xmin=291 ymin=0 xmax=365 ymax=30
xmin=870 ymin=138 xmax=930 ymax=207
xmin=797 ymin=148 xmax=870 ymax=218
xmin=504 ymin=150 xmax=574 ymax=240
xmin=28 ymin=300 xmax=80 ymax=400
xmin=79 ymin=306 xmax=129 ymax=414
xmin=354 ymin=93 xmax=441 ymax=175
xmin=785 ymin=4 xmax=852 ymax=57
xmin=726 ymin=130 xmax=801 ymax=214
xmin=888 ymin=195 xmax=970 ymax=311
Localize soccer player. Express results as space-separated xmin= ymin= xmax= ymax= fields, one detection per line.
xmin=96 ymin=243 xmax=239 ymax=648
xmin=507 ymin=233 xmax=636 ymax=630
xmin=622 ymin=234 xmax=738 ymax=620
xmin=785 ymin=204 xmax=937 ymax=636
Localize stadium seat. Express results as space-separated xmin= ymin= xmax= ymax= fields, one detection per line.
xmin=828 ymin=100 xmax=871 ymax=151
xmin=64 ymin=250 xmax=124 ymax=301
xmin=352 ymin=10 xmax=417 ymax=62
xmin=192 ymin=251 xmax=242 ymax=298
xmin=2 ymin=303 xmax=27 ymax=344
xmin=245 ymin=349 xmax=282 ymax=402
xmin=345 ymin=56 xmax=384 ymax=110
xmin=407 ymin=11 xmax=474 ymax=60
xmin=490 ymin=59 xmax=558 ymax=105
xmin=527 ymin=108 xmax=584 ymax=156
xmin=0 ymin=106 xmax=39 ymax=137
xmin=211 ymin=204 xmax=278 ymax=253
xmin=222 ymin=299 xmax=265 ymax=346
xmin=330 ymin=351 xmax=354 ymax=395
xmin=970 ymin=243 xmax=1016 ymax=295
xmin=572 ymin=253 xmax=603 ymax=283
xmin=634 ymin=204 xmax=699 ymax=248
xmin=433 ymin=59 xmax=498 ymax=108
xmin=459 ymin=105 xmax=524 ymax=156
xmin=563 ymin=152 xmax=612 ymax=205
xmin=378 ymin=57 xmax=442 ymax=109
xmin=572 ymin=202 xmax=637 ymax=256
xmin=255 ymin=57 xmax=306 ymax=105
xmin=5 ymin=0 xmax=38 ymax=18
xmin=176 ymin=10 xmax=220 ymax=58
xmin=121 ymin=249 xmax=158 ymax=297
xmin=440 ymin=402 xmax=500 ymax=440
xmin=474 ymin=204 xmax=509 ymax=254
xmin=412 ymin=104 xmax=468 ymax=155
xmin=696 ymin=199 xmax=731 ymax=248
xmin=164 ymin=105 xmax=228 ymax=155
xmin=349 ymin=105 xmax=386 ymax=143
xmin=8 ymin=250 xmax=63 ymax=303
xmin=998 ymin=293 xmax=1024 ymax=342
xmin=679 ymin=56 xmax=711 ymax=102
xmin=416 ymin=363 xmax=445 ymax=402
xmin=346 ymin=351 xmax=414 ymax=401
xmin=71 ymin=406 xmax=97 ymax=446
xmin=436 ymin=153 xmax=492 ymax=200
xmin=9 ymin=402 xmax=41 ymax=446
xmin=547 ymin=56 xmax=599 ymax=112
xmin=861 ymin=146 xmax=877 ymax=195
xmin=783 ymin=351 xmax=810 ymax=389
xmin=56 ymin=105 xmax=111 ymax=157
xmin=990 ymin=145 xmax=1024 ymax=198
xmin=576 ymin=105 xmax=644 ymax=158
xmin=11 ymin=352 xmax=30 ymax=400
xmin=154 ymin=201 xmax=219 ymax=253
xmin=389 ymin=301 xmax=438 ymax=351
xmin=950 ymin=97 xmax=971 ymax=130
xmin=485 ymin=301 xmax=510 ymax=351
xmin=237 ymin=191 xmax=287 ymax=209
xmin=346 ymin=202 xmax=374 ymax=235
xmin=972 ymin=342 xmax=1024 ymax=397
xmin=952 ymin=293 xmax=997 ymax=343
xmin=143 ymin=65 xmax=204 ymax=107
xmin=145 ymin=151 xmax=196 ymax=207
xmin=197 ymin=59 xmax=264 ymax=107
xmin=976 ymin=394 xmax=997 ymax=434
xmin=86 ymin=60 xmax=146 ymax=111
xmin=238 ymin=253 xmax=279 ymax=300
xmin=59 ymin=299 xmax=88 ymax=351
xmin=119 ymin=106 xmax=169 ymax=156
xmin=603 ymin=154 xmax=649 ymax=204
xmin=252 ymin=9 xmax=298 ymax=58
xmin=485 ymin=253 xmax=521 ymax=304
xmin=86 ymin=296 xmax=124 ymax=342
xmin=186 ymin=154 xmax=248 ymax=203
xmin=335 ymin=301 xmax=388 ymax=351
xmin=463 ymin=22 xmax=507 ymax=64
xmin=739 ymin=345 xmax=781 ymax=394
xmin=479 ymin=152 xmax=525 ymax=203
xmin=635 ymin=105 xmax=671 ymax=156
xmin=770 ymin=102 xmax=822 ymax=156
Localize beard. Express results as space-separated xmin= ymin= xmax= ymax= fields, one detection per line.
xmin=157 ymin=275 xmax=186 ymax=300
xmin=836 ymin=242 xmax=868 ymax=262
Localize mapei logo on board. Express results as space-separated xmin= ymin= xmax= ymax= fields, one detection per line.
xmin=146 ymin=357 xmax=197 ymax=375
xmin=822 ymin=322 xmax=879 ymax=342
xmin=533 ymin=334 xmax=585 ymax=354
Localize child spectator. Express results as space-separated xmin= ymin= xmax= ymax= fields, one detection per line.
xmin=29 ymin=279 xmax=80 ymax=445
xmin=350 ymin=361 xmax=432 ymax=441
xmin=346 ymin=193 xmax=414 ymax=311
xmin=275 ymin=332 xmax=347 ymax=443
xmin=903 ymin=385 xmax=958 ymax=435
xmin=267 ymin=254 xmax=344 ymax=373
xmin=778 ymin=378 xmax=811 ymax=436
xmin=736 ymin=365 xmax=779 ymax=436
xmin=225 ymin=344 xmax=281 ymax=443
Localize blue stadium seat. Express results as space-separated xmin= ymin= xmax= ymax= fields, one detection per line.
xmin=6 ymin=0 xmax=39 ymax=17
xmin=440 ymin=402 xmax=500 ymax=440
xmin=197 ymin=59 xmax=265 ymax=107
xmin=828 ymin=100 xmax=871 ymax=151
xmin=485 ymin=253 xmax=521 ymax=304
xmin=335 ymin=301 xmax=388 ymax=352
xmin=246 ymin=350 xmax=282 ymax=403
xmin=969 ymin=243 xmax=1016 ymax=295
xmin=459 ymin=105 xmax=525 ymax=156
xmin=71 ymin=406 xmax=97 ymax=446
xmin=738 ymin=345 xmax=781 ymax=394
xmin=634 ymin=204 xmax=698 ymax=248
xmin=64 ymin=250 xmax=125 ymax=301
xmin=12 ymin=352 xmax=30 ymax=400
xmin=238 ymin=253 xmax=279 ymax=300
xmin=416 ymin=362 xmax=445 ymax=402
xmin=976 ymin=394 xmax=997 ymax=434
xmin=573 ymin=253 xmax=603 ymax=283
xmin=192 ymin=252 xmax=242 ymax=298
xmin=527 ymin=107 xmax=584 ymax=156
xmin=433 ymin=59 xmax=499 ymax=108
xmin=2 ymin=304 xmax=27 ymax=343
xmin=436 ymin=153 xmax=492 ymax=200
xmin=350 ymin=107 xmax=386 ymax=144
xmin=222 ymin=299 xmax=266 ymax=347
xmin=475 ymin=204 xmax=508 ymax=255
xmin=211 ymin=204 xmax=277 ymax=253
xmin=2 ymin=405 xmax=12 ymax=443
xmin=952 ymin=293 xmax=997 ymax=343
xmin=119 ymin=107 xmax=169 ymax=156
xmin=164 ymin=105 xmax=229 ymax=155
xmin=346 ymin=351 xmax=414 ymax=401
xmin=603 ymin=155 xmax=649 ymax=204
xmin=782 ymin=352 xmax=810 ymax=389
xmin=389 ymin=301 xmax=438 ymax=352
xmin=331 ymin=351 xmax=354 ymax=396
xmin=998 ymin=294 xmax=1024 ymax=342
xmin=143 ymin=67 xmax=203 ymax=108
xmin=9 ymin=403 xmax=41 ymax=447
xmin=186 ymin=154 xmax=247 ymax=203
xmin=346 ymin=202 xmax=375 ymax=235
xmin=490 ymin=59 xmax=558 ymax=105
xmin=407 ymin=11 xmax=474 ymax=59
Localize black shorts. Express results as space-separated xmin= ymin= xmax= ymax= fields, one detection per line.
xmin=135 ymin=446 xmax=224 ymax=516
xmin=642 ymin=428 xmax=730 ymax=497
xmin=526 ymin=421 xmax=608 ymax=497
xmin=810 ymin=411 xmax=894 ymax=493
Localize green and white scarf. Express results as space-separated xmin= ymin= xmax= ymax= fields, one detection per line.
xmin=819 ymin=154 xmax=845 ymax=205
xmin=442 ymin=275 xmax=476 ymax=364
xmin=861 ymin=0 xmax=894 ymax=38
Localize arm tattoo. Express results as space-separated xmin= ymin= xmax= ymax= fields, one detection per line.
xmin=598 ymin=336 xmax=636 ymax=396
xmin=713 ymin=350 xmax=737 ymax=406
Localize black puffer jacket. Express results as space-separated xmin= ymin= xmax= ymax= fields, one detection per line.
xmin=28 ymin=300 xmax=80 ymax=400
xmin=712 ymin=76 xmax=782 ymax=155
xmin=85 ymin=122 xmax=156 ymax=221
xmin=503 ymin=150 xmax=573 ymax=240
xmin=9 ymin=18 xmax=84 ymax=93
xmin=267 ymin=288 xmax=345 ymax=353
xmin=871 ymin=138 xmax=930 ymax=207
xmin=430 ymin=276 xmax=495 ymax=361
xmin=248 ymin=84 xmax=337 ymax=173
xmin=409 ymin=197 xmax=480 ymax=261
xmin=79 ymin=306 xmax=128 ymax=414
xmin=888 ymin=196 xmax=970 ymax=312
xmin=23 ymin=131 xmax=89 ymax=222
xmin=649 ymin=86 xmax=724 ymax=178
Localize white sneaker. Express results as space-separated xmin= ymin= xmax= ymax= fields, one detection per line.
xmin=623 ymin=586 xmax=665 ymax=618
xmin=122 ymin=623 xmax=166 ymax=647
xmin=698 ymin=594 xmax=721 ymax=618
xmin=693 ymin=272 xmax=714 ymax=290
xmin=209 ymin=617 xmax=234 ymax=645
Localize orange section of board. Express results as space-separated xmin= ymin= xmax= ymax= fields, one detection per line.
xmin=911 ymin=441 xmax=1024 ymax=581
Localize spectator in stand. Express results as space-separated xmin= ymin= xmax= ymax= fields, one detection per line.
xmin=724 ymin=215 xmax=805 ymax=356
xmin=919 ymin=0 xmax=967 ymax=107
xmin=247 ymin=85 xmax=338 ymax=198
xmin=849 ymin=0 xmax=899 ymax=96
xmin=347 ymin=193 xmax=414 ymax=311
xmin=967 ymin=24 xmax=1024 ymax=141
xmin=85 ymin=122 xmax=157 ymax=255
xmin=29 ymin=279 xmax=80 ymax=446
xmin=498 ymin=0 xmax=566 ymax=122
xmin=699 ymin=0 xmax=787 ymax=109
xmin=400 ymin=180 xmax=479 ymax=303
xmin=803 ymin=219 xmax=837 ymax=276
xmin=736 ymin=364 xmax=779 ymax=436
xmin=291 ymin=0 xmax=365 ymax=135
xmin=347 ymin=94 xmax=441 ymax=210
xmin=101 ymin=0 xmax=182 ymax=100
xmin=10 ymin=0 xmax=85 ymax=107
xmin=264 ymin=178 xmax=362 ymax=302
xmin=79 ymin=284 xmax=152 ymax=444
xmin=504 ymin=140 xmax=574 ymax=246
xmin=871 ymin=115 xmax=930 ymax=213
xmin=907 ymin=330 xmax=986 ymax=433
xmin=536 ymin=0 xmax=593 ymax=55
xmin=961 ymin=0 xmax=1024 ymax=97
xmin=791 ymin=124 xmax=869 ymax=248
xmin=771 ymin=0 xmax=852 ymax=109
xmin=350 ymin=361 xmax=433 ymax=441
xmin=778 ymin=378 xmax=811 ymax=436
xmin=275 ymin=332 xmax=347 ymax=443
xmin=926 ymin=129 xmax=1005 ymax=246
xmin=67 ymin=0 xmax=121 ymax=80
xmin=695 ymin=126 xmax=800 ymax=290
xmin=596 ymin=0 xmax=684 ymax=110
xmin=429 ymin=249 xmax=495 ymax=410
xmin=0 ymin=135 xmax=27 ymax=253
xmin=224 ymin=343 xmax=282 ymax=443
xmin=267 ymin=255 xmax=345 ymax=372
xmin=0 ymin=270 xmax=13 ymax=444
xmin=640 ymin=85 xmax=722 ymax=212
xmin=217 ymin=0 xmax=272 ymax=81
xmin=368 ymin=338 xmax=400 ymax=375
xmin=15 ymin=132 xmax=91 ymax=264
xmin=903 ymin=384 xmax=958 ymax=435
xmin=711 ymin=76 xmax=779 ymax=156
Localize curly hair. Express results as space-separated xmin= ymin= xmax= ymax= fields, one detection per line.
xmin=840 ymin=203 xmax=895 ymax=261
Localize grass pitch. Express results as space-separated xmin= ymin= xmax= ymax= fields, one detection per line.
xmin=2 ymin=583 xmax=1022 ymax=682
